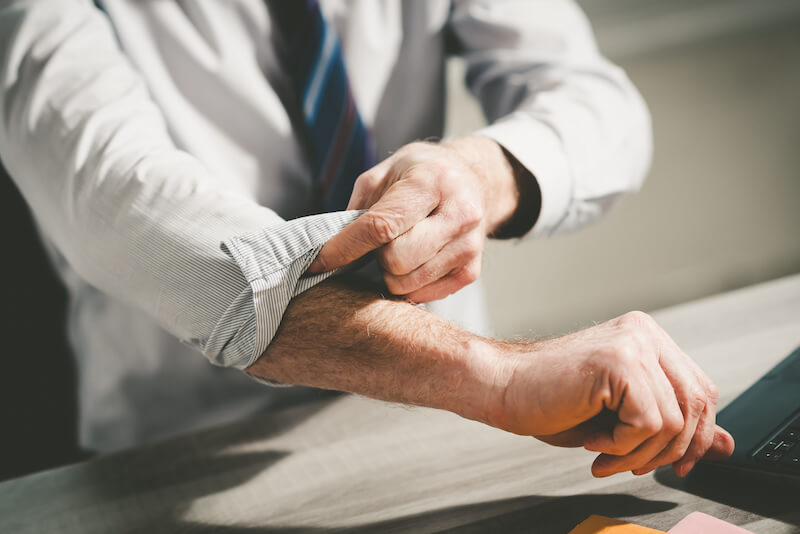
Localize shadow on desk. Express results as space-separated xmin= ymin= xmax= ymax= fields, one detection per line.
xmin=655 ymin=464 xmax=800 ymax=528
xmin=63 ymin=396 xmax=678 ymax=533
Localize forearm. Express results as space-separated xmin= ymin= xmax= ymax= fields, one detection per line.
xmin=246 ymin=278 xmax=735 ymax=477
xmin=246 ymin=277 xmax=504 ymax=423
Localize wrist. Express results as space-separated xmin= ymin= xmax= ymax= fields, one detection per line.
xmin=446 ymin=336 xmax=518 ymax=428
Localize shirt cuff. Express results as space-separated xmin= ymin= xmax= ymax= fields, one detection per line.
xmin=212 ymin=210 xmax=365 ymax=370
xmin=475 ymin=114 xmax=573 ymax=238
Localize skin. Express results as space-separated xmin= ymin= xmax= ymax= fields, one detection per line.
xmin=249 ymin=280 xmax=734 ymax=478
xmin=308 ymin=137 xmax=529 ymax=302
xmin=263 ymin=137 xmax=735 ymax=477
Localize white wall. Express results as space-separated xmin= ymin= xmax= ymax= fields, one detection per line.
xmin=445 ymin=15 xmax=800 ymax=338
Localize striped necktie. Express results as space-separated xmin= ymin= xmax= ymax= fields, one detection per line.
xmin=267 ymin=0 xmax=377 ymax=213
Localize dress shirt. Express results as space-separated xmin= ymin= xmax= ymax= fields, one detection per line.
xmin=0 ymin=0 xmax=651 ymax=452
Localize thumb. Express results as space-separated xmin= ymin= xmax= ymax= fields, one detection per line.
xmin=307 ymin=211 xmax=397 ymax=273
xmin=308 ymin=181 xmax=438 ymax=273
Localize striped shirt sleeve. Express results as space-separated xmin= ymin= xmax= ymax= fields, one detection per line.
xmin=0 ymin=0 xmax=364 ymax=373
xmin=213 ymin=210 xmax=364 ymax=369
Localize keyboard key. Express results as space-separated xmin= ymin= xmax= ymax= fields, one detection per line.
xmin=766 ymin=440 xmax=780 ymax=450
xmin=756 ymin=450 xmax=783 ymax=463
xmin=777 ymin=441 xmax=795 ymax=452
xmin=780 ymin=429 xmax=799 ymax=441
xmin=782 ymin=454 xmax=800 ymax=471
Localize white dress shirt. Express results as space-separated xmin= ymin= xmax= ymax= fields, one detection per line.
xmin=0 ymin=0 xmax=651 ymax=452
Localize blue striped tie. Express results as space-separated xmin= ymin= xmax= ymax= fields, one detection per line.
xmin=268 ymin=0 xmax=377 ymax=213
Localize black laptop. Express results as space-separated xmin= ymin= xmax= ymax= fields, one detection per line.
xmin=701 ymin=344 xmax=800 ymax=479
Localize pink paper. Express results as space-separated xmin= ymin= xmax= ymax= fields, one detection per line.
xmin=668 ymin=512 xmax=754 ymax=534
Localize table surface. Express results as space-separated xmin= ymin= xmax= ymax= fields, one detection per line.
xmin=2 ymin=275 xmax=800 ymax=533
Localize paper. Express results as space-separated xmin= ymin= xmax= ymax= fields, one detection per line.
xmin=568 ymin=515 xmax=667 ymax=534
xmin=668 ymin=512 xmax=754 ymax=534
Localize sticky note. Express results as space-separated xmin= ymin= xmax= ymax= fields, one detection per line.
xmin=668 ymin=512 xmax=753 ymax=534
xmin=569 ymin=515 xmax=667 ymax=534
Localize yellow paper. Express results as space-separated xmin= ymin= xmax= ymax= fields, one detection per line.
xmin=568 ymin=515 xmax=667 ymax=534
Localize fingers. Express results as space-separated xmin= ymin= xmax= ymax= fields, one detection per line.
xmin=634 ymin=395 xmax=709 ymax=476
xmin=383 ymin=230 xmax=483 ymax=298
xmin=587 ymin=365 xmax=685 ymax=477
xmin=377 ymin=199 xmax=482 ymax=277
xmin=583 ymin=367 xmax=666 ymax=458
xmin=584 ymin=312 xmax=725 ymax=478
xmin=404 ymin=257 xmax=482 ymax=303
xmin=309 ymin=174 xmax=439 ymax=273
xmin=536 ymin=409 xmax=622 ymax=449
xmin=346 ymin=160 xmax=395 ymax=210
xmin=667 ymin=401 xmax=715 ymax=477
xmin=631 ymin=368 xmax=712 ymax=476
xmin=648 ymin=328 xmax=723 ymax=476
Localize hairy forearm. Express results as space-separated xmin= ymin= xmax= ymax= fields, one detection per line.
xmin=246 ymin=277 xmax=504 ymax=423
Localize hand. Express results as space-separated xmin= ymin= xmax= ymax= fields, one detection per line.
xmin=487 ymin=311 xmax=735 ymax=478
xmin=308 ymin=137 xmax=519 ymax=302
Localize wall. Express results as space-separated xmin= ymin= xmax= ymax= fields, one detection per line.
xmin=445 ymin=12 xmax=800 ymax=338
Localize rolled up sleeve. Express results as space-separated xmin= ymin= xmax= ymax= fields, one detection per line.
xmin=0 ymin=0 xmax=359 ymax=371
xmin=217 ymin=210 xmax=363 ymax=369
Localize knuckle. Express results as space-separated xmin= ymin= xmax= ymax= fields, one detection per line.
xmin=355 ymin=171 xmax=373 ymax=187
xmin=685 ymin=388 xmax=708 ymax=416
xmin=379 ymin=245 xmax=412 ymax=276
xmin=663 ymin=412 xmax=684 ymax=436
xmin=440 ymin=162 xmax=463 ymax=182
xmin=431 ymin=164 xmax=467 ymax=195
xmin=665 ymin=445 xmax=689 ymax=465
xmin=456 ymin=261 xmax=481 ymax=286
xmin=611 ymin=339 xmax=638 ymax=366
xmin=619 ymin=310 xmax=655 ymax=331
xmin=460 ymin=199 xmax=483 ymax=225
xmin=706 ymin=380 xmax=719 ymax=404
xmin=639 ymin=413 xmax=663 ymax=436
xmin=365 ymin=211 xmax=402 ymax=244
xmin=354 ymin=171 xmax=380 ymax=195
xmin=407 ymin=163 xmax=439 ymax=188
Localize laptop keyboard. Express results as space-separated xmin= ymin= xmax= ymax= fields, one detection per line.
xmin=754 ymin=411 xmax=800 ymax=471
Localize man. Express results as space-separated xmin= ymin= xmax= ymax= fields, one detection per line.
xmin=0 ymin=0 xmax=733 ymax=478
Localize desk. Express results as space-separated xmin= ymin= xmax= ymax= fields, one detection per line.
xmin=2 ymin=275 xmax=800 ymax=533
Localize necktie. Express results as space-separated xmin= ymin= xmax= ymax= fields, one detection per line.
xmin=267 ymin=0 xmax=377 ymax=212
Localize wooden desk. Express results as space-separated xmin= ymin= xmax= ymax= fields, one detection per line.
xmin=2 ymin=275 xmax=800 ymax=533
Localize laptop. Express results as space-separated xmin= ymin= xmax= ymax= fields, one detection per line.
xmin=700 ymin=344 xmax=800 ymax=480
